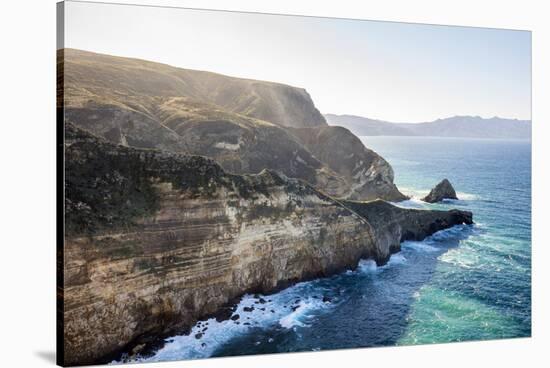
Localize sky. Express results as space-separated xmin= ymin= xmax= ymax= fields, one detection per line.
xmin=63 ymin=1 xmax=532 ymax=122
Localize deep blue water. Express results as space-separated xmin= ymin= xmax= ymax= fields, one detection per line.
xmin=132 ymin=136 xmax=531 ymax=363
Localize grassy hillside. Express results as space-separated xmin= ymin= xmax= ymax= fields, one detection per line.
xmin=61 ymin=48 xmax=326 ymax=128
xmin=60 ymin=49 xmax=405 ymax=201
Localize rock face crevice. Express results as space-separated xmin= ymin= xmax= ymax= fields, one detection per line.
xmin=62 ymin=124 xmax=473 ymax=365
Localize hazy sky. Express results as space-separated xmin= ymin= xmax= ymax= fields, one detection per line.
xmin=63 ymin=1 xmax=531 ymax=122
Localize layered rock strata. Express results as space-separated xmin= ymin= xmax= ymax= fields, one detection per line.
xmin=62 ymin=124 xmax=472 ymax=365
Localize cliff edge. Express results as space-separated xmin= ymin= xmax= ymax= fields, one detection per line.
xmin=61 ymin=124 xmax=472 ymax=365
xmin=60 ymin=49 xmax=406 ymax=201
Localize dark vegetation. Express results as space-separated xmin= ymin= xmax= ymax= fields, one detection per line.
xmin=61 ymin=48 xmax=406 ymax=201
xmin=64 ymin=123 xmax=337 ymax=235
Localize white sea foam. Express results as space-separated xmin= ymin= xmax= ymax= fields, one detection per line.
xmin=439 ymin=249 xmax=477 ymax=269
xmin=399 ymin=187 xmax=429 ymax=198
xmin=375 ymin=254 xmax=408 ymax=271
xmin=118 ymin=282 xmax=337 ymax=363
xmin=386 ymin=253 xmax=407 ymax=266
xmin=456 ymin=191 xmax=479 ymax=200
xmin=402 ymin=240 xmax=438 ymax=252
xmin=356 ymin=259 xmax=378 ymax=273
xmin=395 ymin=186 xmax=480 ymax=203
xmin=115 ymin=223 xmax=473 ymax=364
xmin=394 ymin=198 xmax=428 ymax=209
xmin=356 ymin=253 xmax=409 ymax=274
xmin=429 ymin=224 xmax=472 ymax=241
xmin=279 ymin=298 xmax=329 ymax=329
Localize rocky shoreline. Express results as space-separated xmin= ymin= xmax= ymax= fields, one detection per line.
xmin=61 ymin=124 xmax=473 ymax=365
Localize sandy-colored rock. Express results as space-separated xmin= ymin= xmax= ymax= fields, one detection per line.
xmin=61 ymin=124 xmax=472 ymax=365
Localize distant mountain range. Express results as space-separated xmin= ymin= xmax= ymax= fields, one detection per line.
xmin=324 ymin=114 xmax=531 ymax=140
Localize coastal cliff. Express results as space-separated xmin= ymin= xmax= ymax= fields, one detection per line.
xmin=289 ymin=126 xmax=408 ymax=201
xmin=62 ymin=124 xmax=472 ymax=365
xmin=342 ymin=199 xmax=473 ymax=264
xmin=60 ymin=49 xmax=405 ymax=201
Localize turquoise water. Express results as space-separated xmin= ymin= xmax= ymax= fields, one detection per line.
xmin=363 ymin=136 xmax=531 ymax=345
xmin=134 ymin=136 xmax=531 ymax=363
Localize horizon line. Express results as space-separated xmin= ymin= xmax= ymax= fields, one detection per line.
xmin=60 ymin=47 xmax=532 ymax=124
xmin=324 ymin=113 xmax=532 ymax=124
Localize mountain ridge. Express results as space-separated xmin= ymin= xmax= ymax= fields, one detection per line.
xmin=62 ymin=48 xmax=327 ymax=129
xmin=60 ymin=48 xmax=406 ymax=201
xmin=325 ymin=114 xmax=531 ymax=140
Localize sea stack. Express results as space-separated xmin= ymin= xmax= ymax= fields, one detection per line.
xmin=61 ymin=124 xmax=473 ymax=365
xmin=422 ymin=179 xmax=458 ymax=203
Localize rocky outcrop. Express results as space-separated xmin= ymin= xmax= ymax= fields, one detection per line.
xmin=61 ymin=124 xmax=473 ymax=365
xmin=289 ymin=126 xmax=408 ymax=201
xmin=342 ymin=199 xmax=472 ymax=263
xmin=64 ymin=101 xmax=349 ymax=199
xmin=422 ymin=179 xmax=458 ymax=203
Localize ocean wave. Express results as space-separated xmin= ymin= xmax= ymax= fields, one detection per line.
xmin=279 ymin=297 xmax=331 ymax=329
xmin=394 ymin=198 xmax=429 ymax=209
xmin=121 ymin=282 xmax=337 ymax=363
xmin=399 ymin=187 xmax=429 ymax=199
xmin=396 ymin=187 xmax=480 ymax=202
xmin=356 ymin=259 xmax=378 ymax=273
xmin=386 ymin=253 xmax=407 ymax=266
xmin=402 ymin=240 xmax=439 ymax=252
xmin=430 ymin=224 xmax=478 ymax=242
xmin=116 ymin=223 xmax=474 ymax=364
xmin=355 ymin=253 xmax=408 ymax=275
xmin=455 ymin=192 xmax=479 ymax=201
xmin=439 ymin=248 xmax=477 ymax=269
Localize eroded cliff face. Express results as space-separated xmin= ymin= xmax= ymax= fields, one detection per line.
xmin=63 ymin=124 xmax=378 ymax=365
xmin=62 ymin=124 xmax=472 ymax=365
xmin=289 ymin=126 xmax=408 ymax=201
xmin=59 ymin=49 xmax=404 ymax=202
xmin=342 ymin=199 xmax=473 ymax=264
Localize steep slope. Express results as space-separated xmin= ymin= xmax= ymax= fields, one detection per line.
xmin=64 ymin=96 xmax=348 ymax=198
xmin=62 ymin=48 xmax=326 ymax=128
xmin=61 ymin=124 xmax=473 ymax=365
xmin=289 ymin=126 xmax=408 ymax=201
xmin=60 ymin=49 xmax=348 ymax=197
xmin=326 ymin=114 xmax=532 ymax=140
xmin=60 ymin=49 xmax=405 ymax=201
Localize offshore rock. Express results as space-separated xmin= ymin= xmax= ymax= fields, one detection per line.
xmin=422 ymin=179 xmax=458 ymax=203
xmin=61 ymin=124 xmax=472 ymax=365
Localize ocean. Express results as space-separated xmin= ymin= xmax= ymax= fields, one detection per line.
xmin=128 ymin=136 xmax=531 ymax=363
